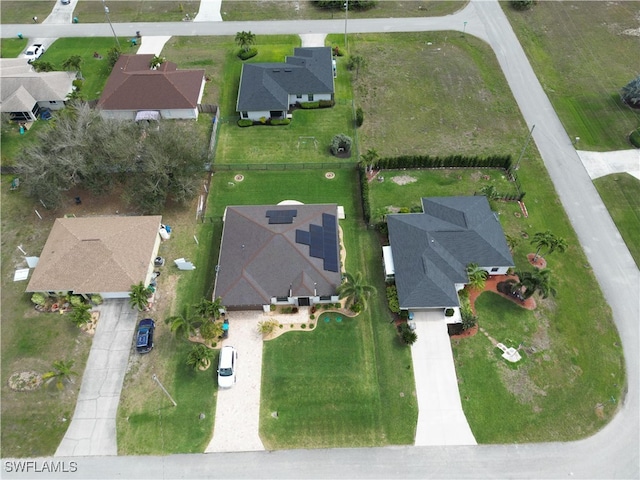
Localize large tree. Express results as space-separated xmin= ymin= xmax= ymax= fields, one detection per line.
xmin=620 ymin=75 xmax=640 ymax=109
xmin=337 ymin=271 xmax=376 ymax=310
xmin=16 ymin=102 xmax=206 ymax=213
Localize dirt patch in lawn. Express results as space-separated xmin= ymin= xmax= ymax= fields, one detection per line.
xmin=391 ymin=175 xmax=417 ymax=186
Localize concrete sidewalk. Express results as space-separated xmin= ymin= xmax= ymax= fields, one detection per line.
xmin=55 ymin=299 xmax=138 ymax=456
xmin=411 ymin=311 xmax=476 ymax=446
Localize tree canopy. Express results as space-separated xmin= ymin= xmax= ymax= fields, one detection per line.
xmin=16 ymin=102 xmax=206 ymax=213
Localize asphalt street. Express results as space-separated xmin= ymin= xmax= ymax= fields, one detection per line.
xmin=2 ymin=0 xmax=638 ymax=478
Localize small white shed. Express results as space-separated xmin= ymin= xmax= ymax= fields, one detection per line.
xmin=382 ymin=246 xmax=395 ymax=281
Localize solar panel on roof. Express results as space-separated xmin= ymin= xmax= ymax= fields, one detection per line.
xmin=296 ymin=229 xmax=310 ymax=245
xmin=266 ymin=209 xmax=297 ymax=224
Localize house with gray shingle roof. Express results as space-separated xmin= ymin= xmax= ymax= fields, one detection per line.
xmin=213 ymin=204 xmax=341 ymax=310
xmin=0 ymin=58 xmax=74 ymax=122
xmin=97 ymin=54 xmax=205 ymax=121
xmin=386 ymin=196 xmax=514 ymax=313
xmin=236 ymin=47 xmax=335 ymax=122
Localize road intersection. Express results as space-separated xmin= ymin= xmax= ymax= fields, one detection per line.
xmin=2 ymin=1 xmax=638 ymax=478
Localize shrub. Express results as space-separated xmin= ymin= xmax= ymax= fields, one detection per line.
xmin=398 ymin=322 xmax=417 ymax=345
xmin=350 ymin=302 xmax=363 ymax=313
xmin=300 ymin=101 xmax=320 ymax=109
xmin=334 ymin=303 xmax=342 ymax=309
xmin=386 ymin=285 xmax=400 ymax=313
xmin=90 ymin=294 xmax=103 ymax=305
xmin=257 ymin=319 xmax=280 ymax=336
xmin=630 ymin=128 xmax=640 ymax=148
xmin=270 ymin=304 xmax=276 ymax=311
xmin=238 ymin=119 xmax=253 ymax=127
xmin=200 ymin=320 xmax=223 ymax=340
xmin=238 ymin=47 xmax=258 ymax=60
xmin=309 ymin=323 xmax=314 ymax=328
xmin=399 ymin=207 xmax=410 ymax=214
xmin=445 ymin=308 xmax=454 ymax=317
xmin=510 ymin=0 xmax=535 ymax=10
xmin=355 ymin=106 xmax=364 ymax=127
xmin=259 ymin=117 xmax=267 ymax=124
xmin=301 ymin=324 xmax=307 ymax=329
xmin=31 ymin=292 xmax=47 ymax=306
xmin=330 ymin=134 xmax=352 ymax=155
xmin=310 ymin=314 xmax=315 ymax=320
xmin=332 ymin=45 xmax=344 ymax=57
xmin=319 ymin=99 xmax=334 ymax=108
xmin=292 ymin=307 xmax=298 ymax=314
xmin=72 ymin=79 xmax=83 ymax=91
xmin=70 ymin=303 xmax=92 ymax=327
xmin=69 ymin=295 xmax=84 ymax=307
xmin=270 ymin=118 xmax=291 ymax=126
xmin=461 ymin=311 xmax=477 ymax=331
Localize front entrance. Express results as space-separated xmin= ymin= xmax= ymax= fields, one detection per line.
xmin=297 ymin=297 xmax=310 ymax=307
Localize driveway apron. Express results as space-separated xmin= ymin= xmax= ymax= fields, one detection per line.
xmin=411 ymin=311 xmax=476 ymax=446
xmin=205 ymin=311 xmax=265 ymax=453
xmin=55 ymin=299 xmax=138 ymax=456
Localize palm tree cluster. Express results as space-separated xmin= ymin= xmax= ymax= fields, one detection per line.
xmin=165 ymin=297 xmax=225 ymax=341
xmin=531 ymin=230 xmax=567 ymax=262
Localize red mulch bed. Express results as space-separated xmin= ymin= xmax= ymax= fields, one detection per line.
xmin=468 ymin=275 xmax=536 ymax=314
xmin=527 ymin=253 xmax=547 ymax=269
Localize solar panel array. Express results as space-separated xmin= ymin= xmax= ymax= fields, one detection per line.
xmin=266 ymin=209 xmax=297 ymax=224
xmin=295 ymin=213 xmax=339 ymax=272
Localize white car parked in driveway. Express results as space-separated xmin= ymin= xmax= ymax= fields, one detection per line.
xmin=217 ymin=346 xmax=237 ymax=388
xmin=25 ymin=44 xmax=44 ymax=63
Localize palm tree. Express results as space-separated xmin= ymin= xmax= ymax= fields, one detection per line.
xmin=235 ymin=31 xmax=256 ymax=52
xmin=531 ymin=230 xmax=567 ymax=262
xmin=193 ymin=297 xmax=224 ymax=320
xmin=165 ymin=307 xmax=202 ymax=340
xmin=466 ymin=263 xmax=489 ymax=291
xmin=42 ymin=360 xmax=78 ymax=391
xmin=515 ymin=268 xmax=556 ymax=299
xmin=129 ymin=281 xmax=152 ymax=311
xmin=62 ymin=55 xmax=83 ymax=72
xmin=186 ymin=344 xmax=214 ymax=371
xmin=70 ymin=303 xmax=92 ymax=327
xmin=337 ymin=272 xmax=376 ymax=310
xmin=505 ymin=234 xmax=519 ymax=252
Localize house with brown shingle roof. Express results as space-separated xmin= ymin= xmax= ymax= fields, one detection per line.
xmin=213 ymin=204 xmax=342 ymax=310
xmin=97 ymin=54 xmax=205 ymax=121
xmin=27 ymin=216 xmax=162 ymax=299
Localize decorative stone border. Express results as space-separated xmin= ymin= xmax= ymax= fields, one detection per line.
xmin=325 ymin=172 xmax=335 ymax=179
xmin=234 ymin=174 xmax=244 ymax=182
xmin=8 ymin=371 xmax=43 ymax=391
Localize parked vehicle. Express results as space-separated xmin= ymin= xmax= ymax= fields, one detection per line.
xmin=25 ymin=44 xmax=44 ymax=63
xmin=136 ymin=318 xmax=155 ymax=354
xmin=217 ymin=346 xmax=237 ymax=388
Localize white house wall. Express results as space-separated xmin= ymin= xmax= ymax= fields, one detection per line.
xmin=246 ymin=110 xmax=271 ymax=121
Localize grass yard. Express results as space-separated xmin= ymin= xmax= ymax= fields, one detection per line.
xmin=38 ymin=37 xmax=135 ymax=101
xmin=0 ymin=2 xmax=55 ymax=24
xmin=219 ymin=0 xmax=464 ymax=21
xmin=0 ymin=37 xmax=28 ymax=57
xmin=347 ymin=32 xmax=529 ymax=158
xmin=503 ymin=1 xmax=640 ymax=151
xmin=0 ymin=176 xmax=93 ymax=458
xmin=205 ymin=169 xmax=417 ymax=448
xmin=593 ymin=173 xmax=640 ymax=269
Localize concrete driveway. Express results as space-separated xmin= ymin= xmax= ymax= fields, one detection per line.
xmin=411 ymin=311 xmax=476 ymax=446
xmin=55 ymin=299 xmax=138 ymax=456
xmin=205 ymin=311 xmax=265 ymax=453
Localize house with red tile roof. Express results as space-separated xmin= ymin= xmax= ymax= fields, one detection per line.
xmin=97 ymin=54 xmax=205 ymax=121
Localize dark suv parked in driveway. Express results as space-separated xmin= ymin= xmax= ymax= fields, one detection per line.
xmin=136 ymin=318 xmax=155 ymax=353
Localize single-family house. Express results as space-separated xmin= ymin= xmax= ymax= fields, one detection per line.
xmin=386 ymin=196 xmax=514 ymax=314
xmin=97 ymin=54 xmax=206 ymax=121
xmin=213 ymin=203 xmax=342 ymax=310
xmin=236 ymin=47 xmax=335 ymax=121
xmin=0 ymin=58 xmax=74 ymax=122
xmin=26 ymin=216 xmax=163 ymax=299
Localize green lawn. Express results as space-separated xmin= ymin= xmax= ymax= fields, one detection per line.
xmin=0 ymin=37 xmax=28 ymax=57
xmin=219 ymin=1 xmax=464 ymax=21
xmin=503 ymin=1 xmax=640 ymax=151
xmin=0 ymin=176 xmax=93 ymax=458
xmin=0 ymin=2 xmax=55 ymax=25
xmin=593 ymin=173 xmax=640 ymax=268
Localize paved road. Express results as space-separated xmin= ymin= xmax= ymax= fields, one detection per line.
xmin=2 ymin=1 xmax=638 ymax=478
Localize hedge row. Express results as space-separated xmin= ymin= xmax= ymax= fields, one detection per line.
xmin=237 ymin=118 xmax=291 ymax=127
xmin=358 ymin=163 xmax=371 ymax=223
xmin=370 ymin=154 xmax=512 ymax=170
xmin=238 ymin=48 xmax=258 ymax=60
xmin=299 ymin=99 xmax=335 ymax=109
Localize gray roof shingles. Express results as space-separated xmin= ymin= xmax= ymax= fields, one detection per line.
xmin=236 ymin=47 xmax=334 ymax=112
xmin=387 ymin=196 xmax=514 ymax=309
xmin=214 ymin=204 xmax=341 ymax=308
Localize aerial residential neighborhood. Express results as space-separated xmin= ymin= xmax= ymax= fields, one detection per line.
xmin=0 ymin=0 xmax=639 ymax=478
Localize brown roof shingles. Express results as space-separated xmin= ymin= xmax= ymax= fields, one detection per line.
xmin=97 ymin=54 xmax=204 ymax=111
xmin=27 ymin=216 xmax=162 ymax=294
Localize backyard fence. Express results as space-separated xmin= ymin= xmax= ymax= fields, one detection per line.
xmin=213 ymin=162 xmax=356 ymax=171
